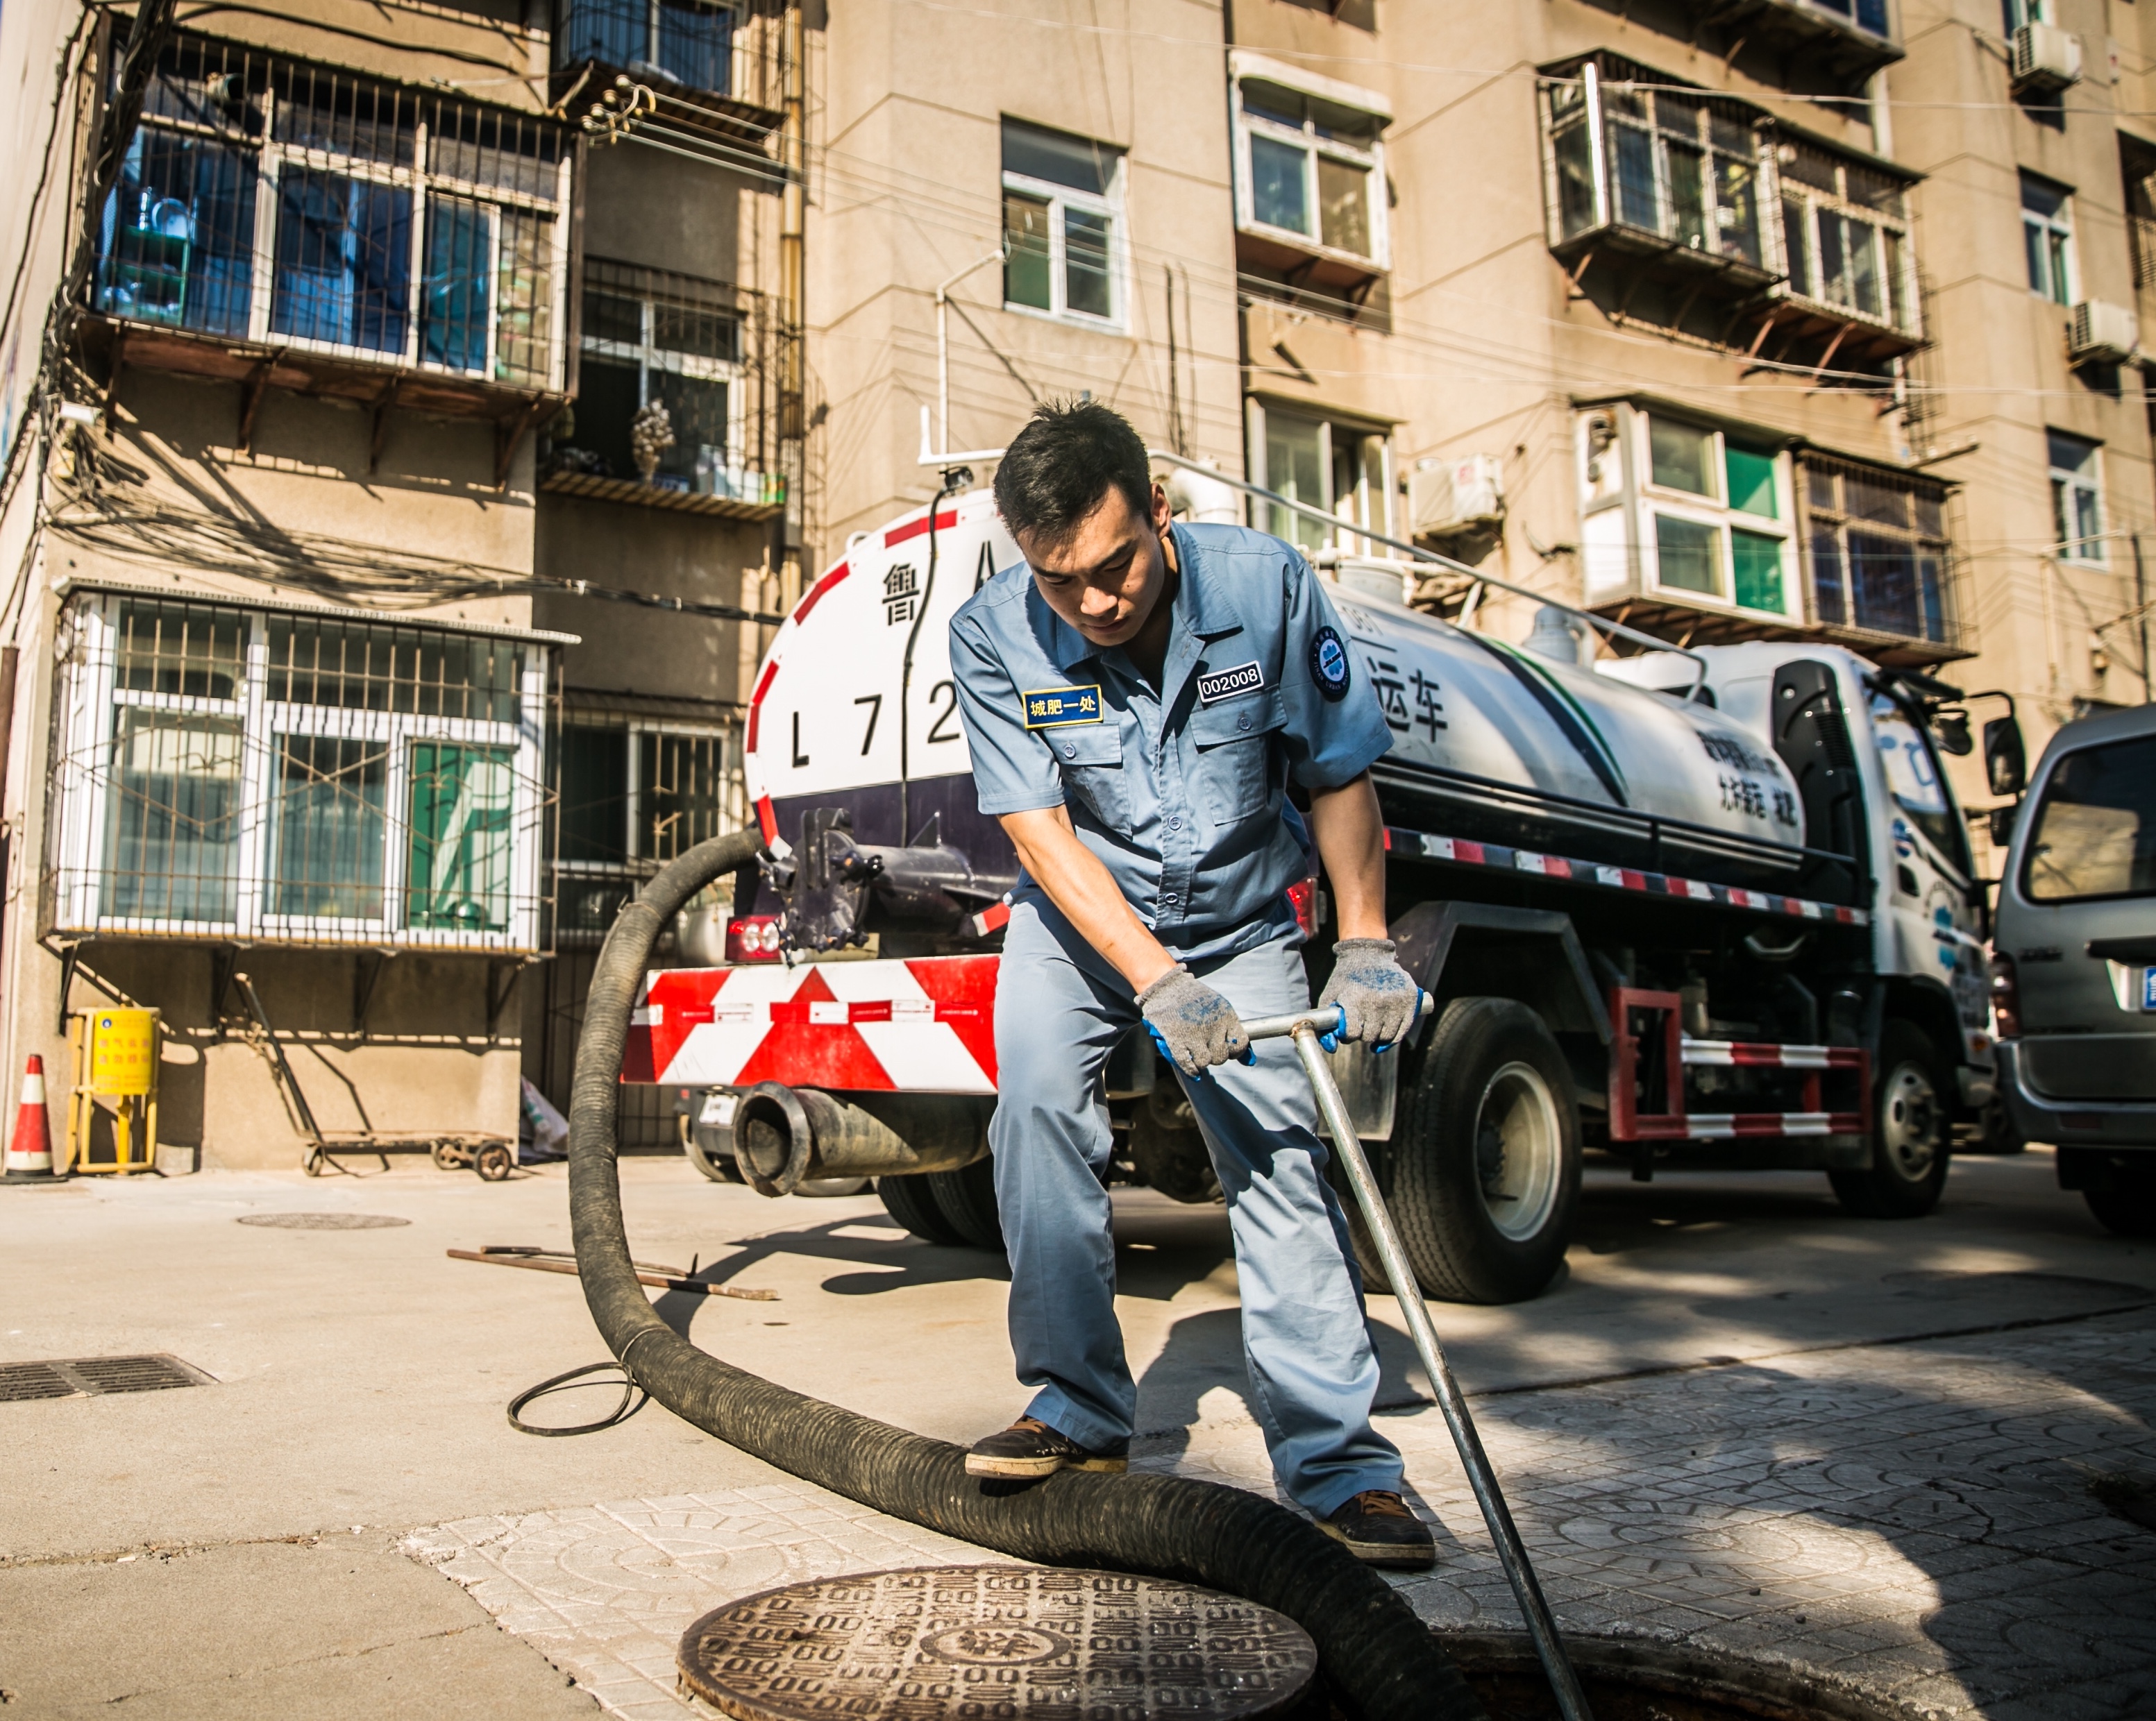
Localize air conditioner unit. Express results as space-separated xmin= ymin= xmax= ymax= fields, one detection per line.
xmin=2010 ymin=22 xmax=2082 ymax=94
xmin=1409 ymin=454 xmax=1505 ymax=538
xmin=2069 ymin=299 xmax=2139 ymax=365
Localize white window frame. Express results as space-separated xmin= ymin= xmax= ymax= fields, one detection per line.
xmin=1776 ymin=151 xmax=1916 ymax=334
xmin=50 ymin=595 xmax=551 ymax=951
xmin=109 ymin=64 xmax=569 ymax=391
xmin=2021 ymin=171 xmax=2076 ymax=307
xmin=1634 ymin=412 xmax=1797 ymax=619
xmin=2048 ymin=431 xmax=2106 ymax=566
xmin=998 ymin=156 xmax=1127 ymax=331
xmin=1229 ymin=49 xmax=1391 ymax=273
xmin=1245 ymin=396 xmax=1395 ymax=557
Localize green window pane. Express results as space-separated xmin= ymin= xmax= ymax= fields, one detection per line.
xmin=1731 ymin=528 xmax=1785 ymax=613
xmin=1003 ymin=190 xmax=1052 ymax=310
xmin=407 ymin=742 xmax=516 ymax=931
xmin=271 ymin=734 xmax=387 ymax=919
xmin=1656 ymin=514 xmax=1723 ymax=595
xmin=1250 ymin=134 xmax=1310 ymax=235
xmin=105 ymin=711 xmax=244 ymax=922
xmin=1063 ymin=207 xmax=1111 ymax=318
xmin=1724 ymin=444 xmax=1778 ymax=518
xmin=1649 ymin=416 xmax=1714 ymax=495
xmin=1316 ymin=155 xmax=1370 ymax=256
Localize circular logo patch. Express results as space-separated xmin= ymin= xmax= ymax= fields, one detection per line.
xmin=920 ymin=1624 xmax=1075 ymax=1666
xmin=1311 ymin=625 xmax=1351 ymax=702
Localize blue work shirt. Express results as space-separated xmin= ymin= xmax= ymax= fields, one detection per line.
xmin=949 ymin=521 xmax=1394 ymax=963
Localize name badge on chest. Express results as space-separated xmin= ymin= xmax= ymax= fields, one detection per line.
xmin=1023 ymin=685 xmax=1103 ymax=728
xmin=1195 ymin=660 xmax=1264 ymax=705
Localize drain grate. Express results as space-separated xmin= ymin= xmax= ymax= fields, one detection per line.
xmin=0 ymin=1354 xmax=212 ymax=1402
xmin=237 ymin=1212 xmax=410 ymax=1230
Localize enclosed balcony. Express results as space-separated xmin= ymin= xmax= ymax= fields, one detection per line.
xmin=85 ymin=34 xmax=570 ymax=480
xmin=1670 ymin=0 xmax=1902 ymax=87
xmin=551 ymin=0 xmax=789 ymax=144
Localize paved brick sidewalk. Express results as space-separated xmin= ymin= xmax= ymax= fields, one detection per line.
xmin=410 ymin=1297 xmax=2156 ymax=1720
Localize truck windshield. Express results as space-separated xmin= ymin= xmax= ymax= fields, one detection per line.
xmin=1869 ymin=692 xmax=1970 ymax=877
xmin=2023 ymin=734 xmax=2156 ymax=902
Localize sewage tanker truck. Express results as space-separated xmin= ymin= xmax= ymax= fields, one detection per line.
xmin=623 ymin=482 xmax=2002 ymax=1304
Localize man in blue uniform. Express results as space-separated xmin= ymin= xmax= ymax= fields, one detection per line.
xmin=948 ymin=401 xmax=1432 ymax=1566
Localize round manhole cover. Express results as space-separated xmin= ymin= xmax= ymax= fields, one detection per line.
xmin=678 ymin=1564 xmax=1317 ymax=1721
xmin=236 ymin=1213 xmax=411 ymax=1230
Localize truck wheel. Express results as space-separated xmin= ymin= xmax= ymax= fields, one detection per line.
xmin=2085 ymin=1188 xmax=2156 ymax=1238
xmin=680 ymin=1117 xmax=735 ymax=1183
xmin=1390 ymin=998 xmax=1581 ymax=1305
xmin=877 ymin=1172 xmax=965 ymax=1245
xmin=929 ymin=1157 xmax=1006 ymax=1253
xmin=1830 ymin=1019 xmax=1951 ymax=1219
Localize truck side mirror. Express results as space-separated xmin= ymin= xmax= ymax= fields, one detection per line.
xmin=1984 ymin=717 xmax=2026 ymax=798
xmin=1933 ymin=711 xmax=1972 ymax=756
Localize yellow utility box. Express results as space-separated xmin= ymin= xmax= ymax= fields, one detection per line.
xmin=69 ymin=1008 xmax=160 ymax=1174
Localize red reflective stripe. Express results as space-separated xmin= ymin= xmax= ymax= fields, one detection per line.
xmin=977 ymin=902 xmax=1011 ymax=933
xmin=745 ymin=657 xmax=782 ymax=752
xmin=791 ymin=560 xmax=851 ymax=624
xmin=756 ymin=796 xmax=778 ymax=844
xmin=1454 ymin=840 xmax=1485 ymax=865
xmin=884 ymin=509 xmax=959 ymax=547
xmin=849 ymin=1001 xmax=893 ymax=1024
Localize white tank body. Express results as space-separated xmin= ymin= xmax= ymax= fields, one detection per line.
xmin=745 ymin=493 xmax=1805 ymax=872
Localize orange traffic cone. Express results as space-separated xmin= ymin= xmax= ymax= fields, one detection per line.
xmin=3 ymin=1055 xmax=58 ymax=1180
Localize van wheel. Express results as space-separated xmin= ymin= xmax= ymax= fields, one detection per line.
xmin=929 ymin=1157 xmax=1005 ymax=1253
xmin=1830 ymin=1019 xmax=1951 ymax=1219
xmin=2085 ymin=1188 xmax=2156 ymax=1238
xmin=877 ymin=1171 xmax=965 ymax=1245
xmin=1388 ymin=998 xmax=1581 ymax=1305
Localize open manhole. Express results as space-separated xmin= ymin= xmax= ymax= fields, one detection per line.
xmin=679 ymin=1566 xmax=1317 ymax=1720
xmin=1440 ymin=1631 xmax=1900 ymax=1721
xmin=236 ymin=1212 xmax=410 ymax=1230
xmin=0 ymin=1355 xmax=214 ymax=1402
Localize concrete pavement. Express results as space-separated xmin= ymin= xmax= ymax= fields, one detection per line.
xmin=1 ymin=1147 xmax=2152 ymax=1717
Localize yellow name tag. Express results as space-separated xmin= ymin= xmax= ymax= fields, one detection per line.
xmin=1022 ymin=685 xmax=1103 ymax=729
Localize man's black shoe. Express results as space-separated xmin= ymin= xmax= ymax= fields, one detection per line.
xmin=1318 ymin=1490 xmax=1436 ymax=1568
xmin=964 ymin=1416 xmax=1130 ymax=1479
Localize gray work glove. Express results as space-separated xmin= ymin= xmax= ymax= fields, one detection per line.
xmin=1138 ymin=966 xmax=1251 ymax=1078
xmin=1317 ymin=939 xmax=1420 ymax=1053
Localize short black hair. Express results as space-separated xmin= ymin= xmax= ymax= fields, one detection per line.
xmin=993 ymin=400 xmax=1152 ymax=548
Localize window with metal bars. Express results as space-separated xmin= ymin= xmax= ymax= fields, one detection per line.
xmin=555 ymin=0 xmax=739 ymax=96
xmin=559 ymin=259 xmax=779 ymax=498
xmin=1777 ymin=141 xmax=1916 ymax=334
xmin=553 ymin=715 xmax=741 ymax=940
xmin=1801 ymin=456 xmax=1955 ymax=644
xmin=92 ymin=34 xmax=566 ymax=390
xmin=49 ymin=594 xmax=555 ymax=950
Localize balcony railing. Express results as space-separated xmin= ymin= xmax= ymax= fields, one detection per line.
xmin=1668 ymin=0 xmax=1901 ymax=85
xmin=553 ymin=0 xmax=789 ymax=126
xmin=86 ymin=34 xmax=570 ymax=460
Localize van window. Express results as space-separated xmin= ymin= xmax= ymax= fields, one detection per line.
xmin=2023 ymin=734 xmax=2156 ymax=901
xmin=1869 ymin=693 xmax=1970 ymax=876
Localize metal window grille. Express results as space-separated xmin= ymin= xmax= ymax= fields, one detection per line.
xmin=554 ymin=0 xmax=740 ymax=99
xmin=94 ymin=33 xmax=566 ymax=390
xmin=1776 ymin=140 xmax=1916 ymax=334
xmin=550 ymin=258 xmax=781 ymax=498
xmin=552 ymin=711 xmax=741 ymax=942
xmin=47 ymin=593 xmax=557 ymax=951
xmin=1801 ymin=456 xmax=1960 ymax=647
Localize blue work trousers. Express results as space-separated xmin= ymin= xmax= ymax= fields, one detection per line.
xmin=989 ymin=897 xmax=1404 ymax=1518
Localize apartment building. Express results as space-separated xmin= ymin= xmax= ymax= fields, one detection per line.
xmin=0 ymin=0 xmax=793 ymax=1166
xmin=805 ymin=0 xmax=2148 ymax=863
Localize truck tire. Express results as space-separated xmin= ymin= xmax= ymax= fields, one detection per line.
xmin=1390 ymin=997 xmax=1581 ymax=1305
xmin=680 ymin=1117 xmax=736 ymax=1183
xmin=1830 ymin=1019 xmax=1951 ymax=1219
xmin=929 ymin=1157 xmax=1006 ymax=1253
xmin=878 ymin=1172 xmax=966 ymax=1245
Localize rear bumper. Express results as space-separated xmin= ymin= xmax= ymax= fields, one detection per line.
xmin=1996 ymin=1041 xmax=2156 ymax=1148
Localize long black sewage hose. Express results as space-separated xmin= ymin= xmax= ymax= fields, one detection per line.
xmin=567 ymin=832 xmax=1485 ymax=1721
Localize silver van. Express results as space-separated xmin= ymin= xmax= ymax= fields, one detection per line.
xmin=1991 ymin=704 xmax=2156 ymax=1235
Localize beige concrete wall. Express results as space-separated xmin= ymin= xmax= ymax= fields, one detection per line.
xmin=807 ymin=0 xmax=1243 ymax=551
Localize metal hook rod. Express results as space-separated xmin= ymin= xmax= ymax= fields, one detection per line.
xmin=1243 ymin=1001 xmax=1597 ymax=1721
